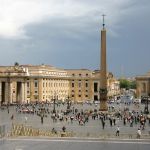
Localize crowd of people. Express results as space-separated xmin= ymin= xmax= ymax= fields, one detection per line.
xmin=1 ymin=100 xmax=150 ymax=138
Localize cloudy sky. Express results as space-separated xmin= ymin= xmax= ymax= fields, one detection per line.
xmin=0 ymin=0 xmax=150 ymax=77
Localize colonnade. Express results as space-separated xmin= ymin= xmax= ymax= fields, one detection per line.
xmin=0 ymin=79 xmax=27 ymax=105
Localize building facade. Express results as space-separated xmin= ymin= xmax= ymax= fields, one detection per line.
xmin=136 ymin=71 xmax=150 ymax=98
xmin=0 ymin=64 xmax=120 ymax=105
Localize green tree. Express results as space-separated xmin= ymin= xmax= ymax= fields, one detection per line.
xmin=129 ymin=81 xmax=136 ymax=89
xmin=119 ymin=79 xmax=130 ymax=89
xmin=119 ymin=79 xmax=136 ymax=90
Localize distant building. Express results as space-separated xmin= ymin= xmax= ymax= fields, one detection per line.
xmin=136 ymin=71 xmax=150 ymax=98
xmin=0 ymin=64 xmax=120 ymax=105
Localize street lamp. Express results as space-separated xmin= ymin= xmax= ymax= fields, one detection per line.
xmin=53 ymin=95 xmax=57 ymax=114
xmin=67 ymin=96 xmax=71 ymax=112
xmin=143 ymin=96 xmax=149 ymax=114
xmin=39 ymin=103 xmax=45 ymax=124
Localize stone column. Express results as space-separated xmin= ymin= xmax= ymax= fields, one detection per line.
xmin=9 ymin=82 xmax=13 ymax=104
xmin=5 ymin=82 xmax=9 ymax=104
xmin=136 ymin=81 xmax=141 ymax=98
xmin=24 ymin=82 xmax=27 ymax=103
xmin=21 ymin=82 xmax=25 ymax=103
xmin=5 ymin=81 xmax=12 ymax=104
xmin=74 ymin=80 xmax=77 ymax=102
xmin=38 ymin=78 xmax=43 ymax=101
xmin=148 ymin=79 xmax=150 ymax=96
xmin=30 ymin=78 xmax=34 ymax=102
xmin=100 ymin=27 xmax=108 ymax=111
xmin=0 ymin=82 xmax=1 ymax=106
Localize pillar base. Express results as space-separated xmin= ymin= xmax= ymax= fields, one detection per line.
xmin=100 ymin=100 xmax=108 ymax=111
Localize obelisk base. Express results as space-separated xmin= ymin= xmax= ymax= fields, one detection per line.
xmin=100 ymin=100 xmax=108 ymax=111
xmin=99 ymin=88 xmax=108 ymax=111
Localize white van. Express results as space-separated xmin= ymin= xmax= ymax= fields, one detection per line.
xmin=133 ymin=99 xmax=141 ymax=103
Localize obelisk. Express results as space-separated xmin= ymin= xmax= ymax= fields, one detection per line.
xmin=99 ymin=15 xmax=108 ymax=111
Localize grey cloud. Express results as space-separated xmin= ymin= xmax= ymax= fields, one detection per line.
xmin=0 ymin=0 xmax=150 ymax=78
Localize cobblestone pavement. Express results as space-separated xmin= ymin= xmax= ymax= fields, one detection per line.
xmin=0 ymin=102 xmax=150 ymax=139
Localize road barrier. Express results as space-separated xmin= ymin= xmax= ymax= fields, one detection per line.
xmin=10 ymin=123 xmax=74 ymax=137
xmin=8 ymin=124 xmax=150 ymax=139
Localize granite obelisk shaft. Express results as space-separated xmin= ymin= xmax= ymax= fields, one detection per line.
xmin=100 ymin=27 xmax=108 ymax=111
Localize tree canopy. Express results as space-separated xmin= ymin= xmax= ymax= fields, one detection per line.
xmin=119 ymin=79 xmax=136 ymax=89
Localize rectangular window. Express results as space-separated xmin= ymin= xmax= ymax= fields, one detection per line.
xmin=79 ymin=83 xmax=81 ymax=87
xmin=27 ymin=82 xmax=30 ymax=87
xmin=94 ymin=82 xmax=98 ymax=92
xmin=35 ymin=82 xmax=38 ymax=87
xmin=72 ymin=83 xmax=74 ymax=87
xmin=85 ymin=83 xmax=88 ymax=87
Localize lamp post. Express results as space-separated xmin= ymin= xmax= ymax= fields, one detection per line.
xmin=39 ymin=103 xmax=45 ymax=124
xmin=67 ymin=96 xmax=71 ymax=112
xmin=53 ymin=94 xmax=58 ymax=114
xmin=144 ymin=96 xmax=149 ymax=114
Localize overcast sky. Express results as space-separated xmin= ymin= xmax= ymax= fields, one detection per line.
xmin=0 ymin=0 xmax=150 ymax=78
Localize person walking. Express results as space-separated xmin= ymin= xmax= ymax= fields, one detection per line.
xmin=62 ymin=126 xmax=66 ymax=132
xmin=51 ymin=128 xmax=57 ymax=134
xmin=41 ymin=116 xmax=44 ymax=124
xmin=11 ymin=114 xmax=14 ymax=120
xmin=113 ymin=118 xmax=116 ymax=126
xmin=102 ymin=120 xmax=105 ymax=129
xmin=116 ymin=126 xmax=120 ymax=136
xmin=25 ymin=116 xmax=28 ymax=123
xmin=137 ymin=128 xmax=141 ymax=139
xmin=109 ymin=118 xmax=113 ymax=127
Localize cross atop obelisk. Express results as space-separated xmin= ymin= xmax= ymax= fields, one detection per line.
xmin=102 ymin=14 xmax=106 ymax=29
xmin=99 ymin=14 xmax=108 ymax=111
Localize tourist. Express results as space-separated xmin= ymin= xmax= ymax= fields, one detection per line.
xmin=62 ymin=126 xmax=66 ymax=132
xmin=116 ymin=126 xmax=120 ymax=136
xmin=137 ymin=128 xmax=141 ymax=139
xmin=11 ymin=114 xmax=14 ymax=120
xmin=51 ymin=128 xmax=57 ymax=134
